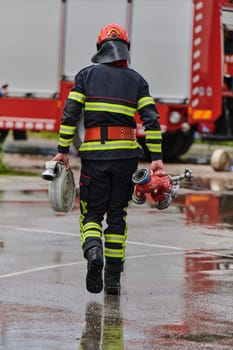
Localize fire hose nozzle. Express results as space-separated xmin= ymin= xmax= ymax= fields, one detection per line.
xmin=41 ymin=161 xmax=62 ymax=181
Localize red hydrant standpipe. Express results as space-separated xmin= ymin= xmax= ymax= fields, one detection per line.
xmin=132 ymin=168 xmax=192 ymax=209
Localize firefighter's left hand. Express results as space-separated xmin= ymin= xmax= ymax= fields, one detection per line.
xmin=150 ymin=160 xmax=165 ymax=176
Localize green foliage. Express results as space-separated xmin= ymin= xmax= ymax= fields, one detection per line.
xmin=194 ymin=139 xmax=233 ymax=147
xmin=0 ymin=149 xmax=37 ymax=176
xmin=28 ymin=131 xmax=58 ymax=139
xmin=0 ymin=152 xmax=9 ymax=174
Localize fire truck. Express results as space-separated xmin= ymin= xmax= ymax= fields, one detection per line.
xmin=0 ymin=0 xmax=233 ymax=161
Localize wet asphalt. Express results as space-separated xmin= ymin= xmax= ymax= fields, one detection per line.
xmin=0 ymin=143 xmax=233 ymax=350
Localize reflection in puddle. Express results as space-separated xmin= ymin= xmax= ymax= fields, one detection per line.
xmin=78 ymin=296 xmax=123 ymax=349
xmin=146 ymin=249 xmax=233 ymax=346
xmin=77 ymin=251 xmax=233 ymax=348
xmin=173 ymin=192 xmax=233 ymax=230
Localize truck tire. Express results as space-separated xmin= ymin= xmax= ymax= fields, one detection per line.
xmin=0 ymin=130 xmax=27 ymax=142
xmin=13 ymin=130 xmax=27 ymax=140
xmin=162 ymin=130 xmax=194 ymax=162
xmin=0 ymin=130 xmax=9 ymax=142
xmin=137 ymin=130 xmax=194 ymax=163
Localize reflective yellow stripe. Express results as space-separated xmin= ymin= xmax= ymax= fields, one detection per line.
xmin=79 ymin=140 xmax=139 ymax=151
xmin=104 ymin=247 xmax=124 ymax=259
xmin=80 ymin=200 xmax=88 ymax=215
xmin=145 ymin=130 xmax=162 ymax=139
xmin=79 ymin=200 xmax=88 ymax=245
xmin=82 ymin=231 xmax=102 ymax=240
xmin=59 ymin=125 xmax=76 ymax=135
xmin=85 ymin=102 xmax=136 ymax=117
xmin=80 ymin=221 xmax=102 ymax=244
xmin=83 ymin=222 xmax=102 ymax=232
xmin=68 ymin=91 xmax=86 ymax=104
xmin=146 ymin=143 xmax=162 ymax=152
xmin=105 ymin=234 xmax=126 ymax=244
xmin=58 ymin=136 xmax=73 ymax=147
xmin=137 ymin=96 xmax=154 ymax=110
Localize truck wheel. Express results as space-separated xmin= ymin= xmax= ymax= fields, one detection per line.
xmin=0 ymin=130 xmax=9 ymax=142
xmin=162 ymin=130 xmax=194 ymax=162
xmin=13 ymin=130 xmax=27 ymax=140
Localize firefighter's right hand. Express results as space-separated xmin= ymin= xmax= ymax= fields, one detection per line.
xmin=52 ymin=153 xmax=70 ymax=170
xmin=150 ymin=160 xmax=165 ymax=176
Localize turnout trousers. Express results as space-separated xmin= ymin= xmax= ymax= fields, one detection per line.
xmin=79 ymin=158 xmax=138 ymax=272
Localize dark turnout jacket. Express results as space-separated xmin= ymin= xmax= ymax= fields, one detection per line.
xmin=58 ymin=63 xmax=162 ymax=160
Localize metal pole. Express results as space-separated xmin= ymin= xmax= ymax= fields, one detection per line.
xmin=58 ymin=0 xmax=67 ymax=82
xmin=125 ymin=0 xmax=133 ymax=41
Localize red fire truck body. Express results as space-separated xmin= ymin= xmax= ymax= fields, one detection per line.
xmin=0 ymin=0 xmax=233 ymax=160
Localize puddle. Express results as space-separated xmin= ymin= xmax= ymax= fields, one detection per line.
xmin=144 ymin=249 xmax=233 ymax=348
xmin=173 ymin=192 xmax=233 ymax=230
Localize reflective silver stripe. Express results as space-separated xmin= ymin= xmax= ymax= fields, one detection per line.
xmin=145 ymin=130 xmax=162 ymax=139
xmin=68 ymin=91 xmax=86 ymax=104
xmin=59 ymin=125 xmax=76 ymax=135
xmin=85 ymin=102 xmax=136 ymax=117
xmin=146 ymin=143 xmax=162 ymax=152
xmin=137 ymin=96 xmax=154 ymax=110
xmin=79 ymin=140 xmax=139 ymax=151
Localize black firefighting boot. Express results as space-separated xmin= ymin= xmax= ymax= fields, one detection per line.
xmin=104 ymin=264 xmax=122 ymax=296
xmin=86 ymin=246 xmax=104 ymax=294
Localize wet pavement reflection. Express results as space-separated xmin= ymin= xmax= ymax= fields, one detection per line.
xmin=174 ymin=192 xmax=233 ymax=230
xmin=77 ymin=296 xmax=123 ymax=349
xmin=0 ymin=180 xmax=233 ymax=349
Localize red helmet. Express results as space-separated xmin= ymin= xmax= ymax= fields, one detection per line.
xmin=92 ymin=23 xmax=130 ymax=64
xmin=96 ymin=23 xmax=130 ymax=49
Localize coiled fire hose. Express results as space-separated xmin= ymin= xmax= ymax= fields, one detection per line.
xmin=41 ymin=161 xmax=76 ymax=213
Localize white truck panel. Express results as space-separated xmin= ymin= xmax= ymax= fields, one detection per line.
xmin=131 ymin=0 xmax=193 ymax=100
xmin=64 ymin=0 xmax=126 ymax=79
xmin=0 ymin=0 xmax=60 ymax=96
xmin=0 ymin=0 xmax=193 ymax=101
xmin=66 ymin=0 xmax=193 ymax=100
xmin=222 ymin=8 xmax=233 ymax=29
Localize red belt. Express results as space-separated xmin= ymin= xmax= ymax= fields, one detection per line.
xmin=84 ymin=126 xmax=135 ymax=142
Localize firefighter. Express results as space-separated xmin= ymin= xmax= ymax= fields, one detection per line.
xmin=52 ymin=23 xmax=165 ymax=295
xmin=0 ymin=84 xmax=8 ymax=97
xmin=0 ymin=84 xmax=9 ymax=142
